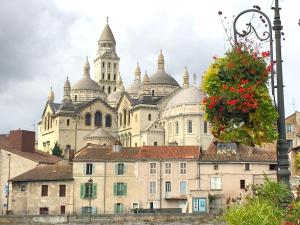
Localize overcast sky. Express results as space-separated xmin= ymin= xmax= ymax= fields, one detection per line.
xmin=0 ymin=0 xmax=299 ymax=134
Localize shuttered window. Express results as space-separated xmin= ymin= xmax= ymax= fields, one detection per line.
xmin=113 ymin=183 xmax=127 ymax=196
xmin=80 ymin=183 xmax=97 ymax=199
xmin=210 ymin=177 xmax=222 ymax=190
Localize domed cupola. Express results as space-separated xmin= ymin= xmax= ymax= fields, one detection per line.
xmin=71 ymin=57 xmax=106 ymax=103
xmin=126 ymin=62 xmax=142 ymax=98
xmin=149 ymin=50 xmax=179 ymax=86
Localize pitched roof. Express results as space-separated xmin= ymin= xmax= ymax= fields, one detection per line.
xmin=199 ymin=141 xmax=276 ymax=162
xmin=10 ymin=161 xmax=73 ymax=182
xmin=3 ymin=147 xmax=60 ymax=164
xmin=73 ymin=144 xmax=200 ymax=162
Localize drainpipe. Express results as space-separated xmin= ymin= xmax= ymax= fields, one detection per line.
xmin=104 ymin=161 xmax=107 ymax=214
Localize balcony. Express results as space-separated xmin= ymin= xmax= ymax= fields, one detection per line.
xmin=164 ymin=192 xmax=187 ymax=200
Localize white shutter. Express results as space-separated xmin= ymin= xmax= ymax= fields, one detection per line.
xmin=210 ymin=178 xmax=216 ymax=190
xmin=216 ymin=177 xmax=222 ymax=190
xmin=92 ymin=164 xmax=96 ymax=175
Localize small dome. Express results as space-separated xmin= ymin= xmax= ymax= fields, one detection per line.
xmin=72 ymin=78 xmax=102 ymax=91
xmin=127 ymin=82 xmax=142 ymax=95
xmin=149 ymin=71 xmax=179 ymax=86
xmin=165 ymin=86 xmax=205 ymax=109
xmin=100 ymin=24 xmax=116 ymax=43
xmin=64 ymin=77 xmax=71 ymax=88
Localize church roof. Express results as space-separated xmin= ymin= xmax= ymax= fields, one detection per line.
xmin=149 ymin=70 xmax=179 ymax=86
xmin=100 ymin=23 xmax=116 ymax=43
xmin=165 ymin=86 xmax=204 ymax=109
xmin=85 ymin=127 xmax=115 ymax=140
xmin=72 ymin=77 xmax=102 ymax=91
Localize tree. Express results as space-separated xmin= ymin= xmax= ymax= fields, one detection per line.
xmin=295 ymin=152 xmax=300 ymax=174
xmin=51 ymin=142 xmax=63 ymax=157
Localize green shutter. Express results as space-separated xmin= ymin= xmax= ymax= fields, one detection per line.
xmin=80 ymin=183 xmax=85 ymax=198
xmin=120 ymin=203 xmax=124 ymax=213
xmin=114 ymin=203 xmax=117 ymax=213
xmin=92 ymin=164 xmax=96 ymax=174
xmin=92 ymin=183 xmax=97 ymax=198
xmin=113 ymin=183 xmax=117 ymax=196
xmin=124 ymin=164 xmax=127 ymax=174
xmin=123 ymin=184 xmax=126 ymax=195
xmin=115 ymin=164 xmax=118 ymax=175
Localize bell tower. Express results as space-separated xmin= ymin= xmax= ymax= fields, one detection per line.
xmin=94 ymin=17 xmax=120 ymax=95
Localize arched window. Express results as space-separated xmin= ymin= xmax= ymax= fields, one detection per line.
xmin=114 ymin=63 xmax=116 ymax=69
xmin=75 ymin=95 xmax=78 ymax=102
xmin=85 ymin=113 xmax=91 ymax=126
xmin=108 ymin=86 xmax=111 ymax=94
xmin=108 ymin=62 xmax=111 ymax=68
xmin=188 ymin=120 xmax=193 ymax=133
xmin=67 ymin=119 xmax=70 ymax=126
xmin=114 ymin=87 xmax=116 ymax=92
xmin=119 ymin=113 xmax=122 ymax=126
xmin=108 ymin=74 xmax=111 ymax=80
xmin=152 ymin=90 xmax=155 ymax=96
xmin=94 ymin=111 xmax=102 ymax=127
xmin=154 ymin=141 xmax=158 ymax=146
xmin=204 ymin=121 xmax=208 ymax=133
xmin=123 ymin=109 xmax=127 ymax=126
xmin=128 ymin=112 xmax=130 ymax=125
xmin=175 ymin=121 xmax=179 ymax=134
xmin=103 ymin=86 xmax=105 ymax=91
xmin=105 ymin=114 xmax=112 ymax=127
xmin=102 ymin=73 xmax=105 ymax=80
xmin=148 ymin=114 xmax=151 ymax=121
xmin=47 ymin=115 xmax=50 ymax=130
xmin=102 ymin=62 xmax=105 ymax=68
xmin=44 ymin=117 xmax=47 ymax=130
xmin=113 ymin=73 xmax=116 ymax=80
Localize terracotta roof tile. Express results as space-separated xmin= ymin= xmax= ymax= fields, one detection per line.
xmin=73 ymin=145 xmax=200 ymax=162
xmin=10 ymin=161 xmax=73 ymax=182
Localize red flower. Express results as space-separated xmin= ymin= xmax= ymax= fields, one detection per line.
xmin=229 ymin=87 xmax=235 ymax=92
xmin=261 ymin=51 xmax=270 ymax=58
xmin=240 ymin=79 xmax=249 ymax=85
xmin=227 ymin=99 xmax=239 ymax=105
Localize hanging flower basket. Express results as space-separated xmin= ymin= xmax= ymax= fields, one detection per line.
xmin=202 ymin=44 xmax=278 ymax=146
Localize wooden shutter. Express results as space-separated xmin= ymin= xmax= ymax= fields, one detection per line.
xmin=124 ymin=183 xmax=127 ymax=196
xmin=113 ymin=183 xmax=117 ymax=196
xmin=83 ymin=164 xmax=87 ymax=175
xmin=92 ymin=183 xmax=97 ymax=198
xmin=80 ymin=184 xmax=85 ymax=198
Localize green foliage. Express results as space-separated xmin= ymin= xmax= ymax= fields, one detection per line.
xmin=224 ymin=177 xmax=300 ymax=225
xmin=51 ymin=142 xmax=63 ymax=157
xmin=202 ymin=44 xmax=278 ymax=146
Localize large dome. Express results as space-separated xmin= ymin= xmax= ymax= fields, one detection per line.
xmin=165 ymin=86 xmax=205 ymax=109
xmin=72 ymin=77 xmax=102 ymax=91
xmin=149 ymin=71 xmax=179 ymax=86
xmin=127 ymin=82 xmax=141 ymax=95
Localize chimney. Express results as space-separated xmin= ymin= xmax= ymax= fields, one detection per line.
xmin=112 ymin=139 xmax=122 ymax=152
xmin=63 ymin=145 xmax=75 ymax=162
xmin=7 ymin=130 xmax=35 ymax=153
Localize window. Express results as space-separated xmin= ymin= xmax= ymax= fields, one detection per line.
xmin=154 ymin=141 xmax=157 ymax=146
xmin=85 ymin=113 xmax=91 ymax=126
xmin=114 ymin=87 xmax=116 ymax=92
xmin=113 ymin=183 xmax=127 ymax=196
xmin=105 ymin=114 xmax=112 ymax=127
xmin=210 ymin=177 xmax=222 ymax=190
xmin=75 ymin=95 xmax=77 ymax=102
xmin=152 ymin=90 xmax=155 ymax=96
xmin=102 ymin=73 xmax=105 ymax=80
xmin=86 ymin=163 xmax=93 ymax=175
xmin=116 ymin=163 xmax=125 ymax=175
xmin=286 ymin=124 xmax=294 ymax=133
xmin=204 ymin=121 xmax=208 ymax=133
xmin=80 ymin=183 xmax=97 ymax=199
xmin=103 ymin=86 xmax=105 ymax=91
xmin=245 ymin=163 xmax=250 ymax=171
xmin=108 ymin=86 xmax=111 ymax=94
xmin=20 ymin=184 xmax=26 ymax=192
xmin=180 ymin=162 xmax=187 ymax=175
xmin=165 ymin=162 xmax=172 ymax=175
xmin=149 ymin=163 xmax=157 ymax=175
xmin=39 ymin=207 xmax=49 ymax=215
xmin=188 ymin=120 xmax=193 ymax=133
xmin=180 ymin=181 xmax=187 ymax=195
xmin=41 ymin=185 xmax=48 ymax=197
xmin=128 ymin=112 xmax=131 ymax=125
xmin=269 ymin=164 xmax=277 ymax=170
xmin=84 ymin=183 xmax=93 ymax=198
xmin=148 ymin=114 xmax=151 ymax=121
xmin=108 ymin=73 xmax=111 ymax=80
xmin=114 ymin=203 xmax=124 ymax=213
xmin=113 ymin=73 xmax=116 ymax=80
xmin=165 ymin=181 xmax=171 ymax=193
xmin=67 ymin=119 xmax=70 ymax=126
xmin=214 ymin=164 xmax=219 ymax=170
xmin=123 ymin=109 xmax=127 ymax=126
xmin=60 ymin=205 xmax=66 ymax=214
xmin=175 ymin=121 xmax=179 ymax=134
xmin=94 ymin=111 xmax=102 ymax=127
xmin=119 ymin=113 xmax=122 ymax=126
xmin=102 ymin=62 xmax=105 ymax=68
xmin=135 ymin=143 xmax=137 ymax=147
xmin=108 ymin=62 xmax=111 ymax=68
xmin=287 ymin=139 xmax=293 ymax=148
xmin=149 ymin=181 xmax=156 ymax=194
xmin=59 ymin=185 xmax=66 ymax=197
xmin=240 ymin=180 xmax=246 ymax=189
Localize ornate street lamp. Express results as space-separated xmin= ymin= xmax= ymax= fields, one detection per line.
xmin=233 ymin=0 xmax=290 ymax=186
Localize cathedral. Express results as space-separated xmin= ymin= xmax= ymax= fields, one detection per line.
xmin=37 ymin=21 xmax=213 ymax=152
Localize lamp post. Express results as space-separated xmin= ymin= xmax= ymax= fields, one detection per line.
xmin=88 ymin=177 xmax=93 ymax=223
xmin=233 ymin=0 xmax=290 ymax=186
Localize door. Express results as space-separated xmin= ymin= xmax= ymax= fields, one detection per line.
xmin=179 ymin=200 xmax=187 ymax=213
xmin=60 ymin=205 xmax=65 ymax=214
xmin=192 ymin=198 xmax=206 ymax=213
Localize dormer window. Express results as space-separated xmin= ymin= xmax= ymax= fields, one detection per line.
xmin=216 ymin=142 xmax=237 ymax=155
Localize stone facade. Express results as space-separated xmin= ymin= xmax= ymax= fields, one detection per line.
xmin=285 ymin=111 xmax=300 ymax=148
